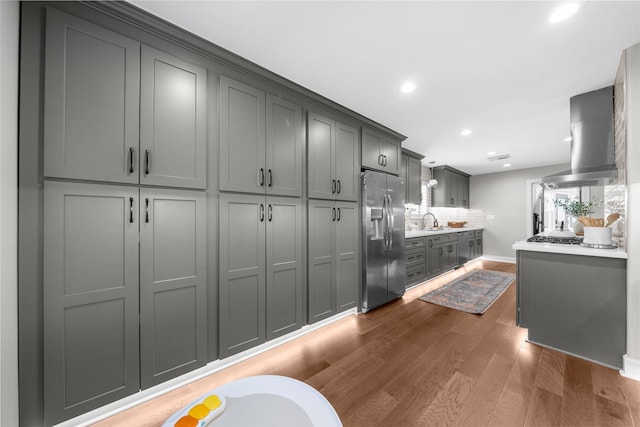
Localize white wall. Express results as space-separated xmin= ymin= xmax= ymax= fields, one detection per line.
xmin=623 ymin=43 xmax=640 ymax=380
xmin=470 ymin=163 xmax=570 ymax=260
xmin=0 ymin=1 xmax=20 ymax=425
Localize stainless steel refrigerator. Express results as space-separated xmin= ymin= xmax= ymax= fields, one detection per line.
xmin=362 ymin=170 xmax=406 ymax=312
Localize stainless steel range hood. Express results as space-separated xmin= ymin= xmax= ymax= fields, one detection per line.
xmin=541 ymin=86 xmax=617 ymax=189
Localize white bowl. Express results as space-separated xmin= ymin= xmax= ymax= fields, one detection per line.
xmin=583 ymin=227 xmax=612 ymax=245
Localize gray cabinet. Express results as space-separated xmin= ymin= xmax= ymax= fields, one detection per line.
xmin=308 ymin=112 xmax=359 ymax=201
xmin=44 ymin=7 xmax=140 ymax=184
xmin=219 ymin=76 xmax=303 ymax=196
xmin=431 ymin=165 xmax=470 ymax=208
xmin=427 ymin=233 xmax=459 ymax=277
xmin=219 ymin=193 xmax=304 ymax=357
xmin=139 ymin=189 xmax=207 ymax=388
xmin=361 ymin=126 xmax=402 ymax=175
xmin=401 ymin=149 xmax=424 ymax=205
xmin=44 ymin=9 xmax=207 ymax=189
xmin=43 ymin=182 xmax=208 ymax=423
xmin=43 ymin=181 xmax=140 ymax=425
xmin=405 ymin=237 xmax=427 ymax=287
xmin=308 ymin=200 xmax=359 ymax=323
xmin=140 ymin=46 xmax=207 ymax=188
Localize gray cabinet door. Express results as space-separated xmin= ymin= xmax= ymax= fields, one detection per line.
xmin=407 ymin=155 xmax=423 ymax=205
xmin=266 ymin=197 xmax=304 ymax=339
xmin=459 ymin=175 xmax=470 ymax=208
xmin=266 ymin=95 xmax=303 ymax=197
xmin=335 ymin=122 xmax=359 ymax=202
xmin=307 ymin=112 xmax=335 ymax=199
xmin=381 ymin=139 xmax=401 ymax=175
xmin=44 ymin=8 xmax=140 ymax=184
xmin=361 ymin=127 xmax=383 ymax=171
xmin=308 ymin=200 xmax=336 ymax=322
xmin=139 ymin=189 xmax=207 ymax=388
xmin=219 ymin=76 xmax=266 ymax=194
xmin=335 ymin=202 xmax=359 ymax=311
xmin=140 ymin=46 xmax=207 ymax=189
xmin=219 ymin=194 xmax=266 ymax=357
xmin=43 ymin=182 xmax=139 ymax=425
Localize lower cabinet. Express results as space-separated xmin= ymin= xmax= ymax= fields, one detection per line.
xmin=405 ymin=237 xmax=427 ymax=287
xmin=426 ymin=233 xmax=458 ymax=277
xmin=219 ymin=193 xmax=304 ymax=358
xmin=43 ymin=181 xmax=206 ymax=425
xmin=308 ymin=200 xmax=359 ymax=323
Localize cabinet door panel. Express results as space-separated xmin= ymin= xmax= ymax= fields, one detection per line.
xmin=44 ymin=8 xmax=139 ymax=184
xmin=219 ymin=76 xmax=265 ymax=193
xmin=407 ymin=156 xmax=423 ymax=205
xmin=219 ymin=194 xmax=266 ymax=357
xmin=361 ymin=127 xmax=382 ymax=170
xmin=266 ymin=95 xmax=303 ymax=196
xmin=43 ymin=182 xmax=139 ymax=425
xmin=308 ymin=201 xmax=335 ymax=322
xmin=140 ymin=47 xmax=207 ymax=189
xmin=307 ymin=112 xmax=335 ymax=199
xmin=266 ymin=197 xmax=303 ymax=339
xmin=139 ymin=189 xmax=207 ymax=388
xmin=336 ymin=202 xmax=359 ymax=311
xmin=382 ymin=139 xmax=401 ymax=175
xmin=335 ymin=123 xmax=359 ymax=201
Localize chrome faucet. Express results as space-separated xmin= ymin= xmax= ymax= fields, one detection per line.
xmin=421 ymin=212 xmax=439 ymax=229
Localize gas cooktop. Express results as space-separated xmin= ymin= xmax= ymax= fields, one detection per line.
xmin=526 ymin=235 xmax=584 ymax=245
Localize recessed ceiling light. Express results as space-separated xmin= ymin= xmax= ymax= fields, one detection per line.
xmin=503 ymin=163 xmax=511 ymax=167
xmin=400 ymin=81 xmax=416 ymax=93
xmin=461 ymin=129 xmax=472 ymax=136
xmin=487 ymin=151 xmax=497 ymax=156
xmin=549 ymin=3 xmax=579 ymax=23
xmin=564 ymin=136 xmax=573 ymax=142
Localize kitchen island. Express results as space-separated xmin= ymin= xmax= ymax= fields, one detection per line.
xmin=513 ymin=239 xmax=627 ymax=369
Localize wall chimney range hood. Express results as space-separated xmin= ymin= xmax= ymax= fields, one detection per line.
xmin=541 ymin=86 xmax=617 ymax=189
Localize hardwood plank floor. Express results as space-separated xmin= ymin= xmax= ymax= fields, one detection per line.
xmin=94 ymin=260 xmax=640 ymax=427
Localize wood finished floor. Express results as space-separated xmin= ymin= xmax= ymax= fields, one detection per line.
xmin=95 ymin=260 xmax=640 ymax=427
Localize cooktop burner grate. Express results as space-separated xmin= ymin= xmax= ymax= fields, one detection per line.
xmin=526 ymin=236 xmax=584 ymax=245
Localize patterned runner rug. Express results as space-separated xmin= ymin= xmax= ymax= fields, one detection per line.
xmin=419 ymin=269 xmax=515 ymax=314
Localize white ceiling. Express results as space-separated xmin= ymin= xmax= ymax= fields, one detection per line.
xmin=129 ymin=1 xmax=640 ymax=175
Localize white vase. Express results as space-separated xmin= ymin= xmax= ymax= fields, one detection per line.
xmin=572 ymin=219 xmax=584 ymax=234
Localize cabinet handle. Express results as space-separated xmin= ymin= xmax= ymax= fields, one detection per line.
xmin=268 ymin=204 xmax=273 ymax=222
xmin=439 ymin=247 xmax=443 ymax=255
xmin=268 ymin=169 xmax=273 ymax=187
xmin=429 ymin=240 xmax=433 ymax=248
xmin=129 ymin=197 xmax=134 ymax=223
xmin=337 ymin=180 xmax=341 ymax=194
xmin=378 ymin=154 xmax=383 ymax=165
xmin=260 ymin=203 xmax=265 ymax=222
xmin=448 ymin=245 xmax=453 ymax=253
xmin=469 ymin=241 xmax=473 ymax=247
xmin=450 ymin=197 xmax=454 ymax=204
xmin=128 ymin=147 xmax=135 ymax=174
xmin=259 ymin=168 xmax=264 ymax=187
xmin=145 ymin=198 xmax=149 ymax=223
xmin=332 ymin=207 xmax=336 ymax=221
xmin=337 ymin=207 xmax=341 ymax=221
xmin=144 ymin=150 xmax=150 ymax=175
xmin=332 ymin=179 xmax=337 ymax=194
xmin=383 ymin=155 xmax=387 ymax=166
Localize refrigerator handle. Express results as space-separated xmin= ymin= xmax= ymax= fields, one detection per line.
xmin=382 ymin=195 xmax=388 ymax=250
xmin=388 ymin=195 xmax=394 ymax=249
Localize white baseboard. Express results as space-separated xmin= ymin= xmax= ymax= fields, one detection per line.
xmin=480 ymin=255 xmax=516 ymax=264
xmin=54 ymin=309 xmax=357 ymax=427
xmin=622 ymin=354 xmax=640 ymax=381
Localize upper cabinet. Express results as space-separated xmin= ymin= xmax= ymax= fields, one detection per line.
xmin=44 ymin=8 xmax=207 ymax=189
xmin=307 ymin=112 xmax=359 ymax=201
xmin=140 ymin=46 xmax=207 ymax=188
xmin=361 ymin=126 xmax=402 ymax=175
xmin=431 ymin=165 xmax=470 ymax=208
xmin=219 ymin=76 xmax=304 ymax=197
xmin=401 ymin=149 xmax=424 ymax=205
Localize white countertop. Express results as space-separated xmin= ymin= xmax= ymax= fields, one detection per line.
xmin=512 ymin=240 xmax=628 ymax=259
xmin=405 ymin=226 xmax=483 ymax=238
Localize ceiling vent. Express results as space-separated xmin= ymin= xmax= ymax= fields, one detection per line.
xmin=487 ymin=153 xmax=511 ymax=161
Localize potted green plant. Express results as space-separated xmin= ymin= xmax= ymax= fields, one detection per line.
xmin=553 ymin=197 xmax=602 ymax=233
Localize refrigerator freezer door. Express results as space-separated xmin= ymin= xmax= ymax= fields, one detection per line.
xmin=362 ymin=171 xmax=389 ymax=312
xmin=386 ymin=175 xmax=406 ymax=301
